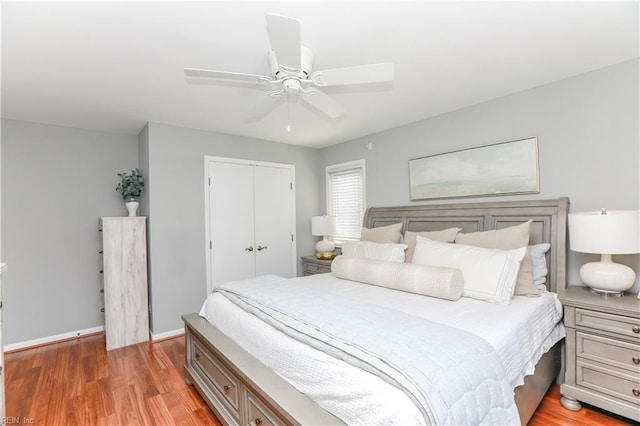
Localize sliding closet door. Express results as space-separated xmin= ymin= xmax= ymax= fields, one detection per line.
xmin=253 ymin=165 xmax=295 ymax=278
xmin=208 ymin=161 xmax=256 ymax=286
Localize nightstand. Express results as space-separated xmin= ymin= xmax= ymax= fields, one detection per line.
xmin=559 ymin=285 xmax=640 ymax=422
xmin=301 ymin=255 xmax=334 ymax=276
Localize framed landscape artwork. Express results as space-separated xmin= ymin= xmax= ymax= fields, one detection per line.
xmin=409 ymin=137 xmax=540 ymax=201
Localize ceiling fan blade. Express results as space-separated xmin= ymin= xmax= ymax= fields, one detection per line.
xmin=301 ymin=89 xmax=345 ymax=119
xmin=246 ymin=90 xmax=285 ymax=121
xmin=310 ymin=62 xmax=394 ymax=87
xmin=184 ymin=68 xmax=272 ymax=84
xmin=265 ymin=13 xmax=301 ymax=72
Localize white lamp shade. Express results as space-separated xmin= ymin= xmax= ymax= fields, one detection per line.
xmin=569 ymin=210 xmax=640 ymax=254
xmin=311 ymin=216 xmax=336 ymax=237
xmin=569 ymin=209 xmax=639 ymax=295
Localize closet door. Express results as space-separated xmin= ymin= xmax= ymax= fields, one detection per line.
xmin=209 ymin=161 xmax=256 ymax=286
xmin=207 ymin=158 xmax=296 ymax=291
xmin=254 ymin=165 xmax=295 ymax=278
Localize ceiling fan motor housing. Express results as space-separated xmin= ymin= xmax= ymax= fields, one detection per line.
xmin=268 ymin=45 xmax=314 ymax=80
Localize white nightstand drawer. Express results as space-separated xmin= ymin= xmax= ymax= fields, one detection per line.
xmin=576 ymin=308 xmax=640 ymax=341
xmin=576 ymin=331 xmax=640 ymax=373
xmin=577 ymin=359 xmax=640 ymax=406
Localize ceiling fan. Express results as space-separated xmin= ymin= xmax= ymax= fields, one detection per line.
xmin=184 ymin=13 xmax=394 ymax=124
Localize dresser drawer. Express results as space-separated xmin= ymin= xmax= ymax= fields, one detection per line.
xmin=576 ymin=359 xmax=640 ymax=406
xmin=246 ymin=390 xmax=285 ymax=426
xmin=304 ymin=263 xmax=331 ymax=274
xmin=575 ymin=308 xmax=640 ymax=341
xmin=191 ymin=338 xmax=241 ymax=420
xmin=577 ymin=331 xmax=640 ymax=373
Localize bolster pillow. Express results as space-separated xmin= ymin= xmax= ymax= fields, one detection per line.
xmin=331 ymin=256 xmax=463 ymax=301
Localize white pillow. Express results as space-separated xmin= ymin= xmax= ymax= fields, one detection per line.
xmin=530 ymin=243 xmax=551 ymax=290
xmin=331 ymin=256 xmax=463 ymax=301
xmin=412 ymin=236 xmax=526 ymax=304
xmin=342 ymin=241 xmax=408 ymax=263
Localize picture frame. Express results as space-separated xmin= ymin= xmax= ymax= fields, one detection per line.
xmin=409 ymin=137 xmax=540 ymax=201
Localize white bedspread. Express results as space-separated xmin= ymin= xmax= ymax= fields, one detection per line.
xmin=200 ymin=274 xmax=564 ymax=425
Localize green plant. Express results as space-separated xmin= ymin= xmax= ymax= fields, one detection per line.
xmin=115 ymin=168 xmax=144 ymax=200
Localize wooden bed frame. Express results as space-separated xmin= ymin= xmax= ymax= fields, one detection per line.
xmin=183 ymin=197 xmax=570 ymax=425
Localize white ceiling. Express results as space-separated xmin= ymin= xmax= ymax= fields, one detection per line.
xmin=2 ymin=1 xmax=638 ymax=148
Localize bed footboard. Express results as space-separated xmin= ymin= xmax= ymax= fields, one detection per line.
xmin=182 ymin=313 xmax=344 ymax=426
xmin=184 ymin=312 xmax=560 ymax=425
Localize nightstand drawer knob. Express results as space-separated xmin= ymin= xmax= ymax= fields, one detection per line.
xmin=633 ymin=326 xmax=640 ymax=334
xmin=633 ymin=388 xmax=640 ymax=397
xmin=633 ymin=357 xmax=640 ymax=365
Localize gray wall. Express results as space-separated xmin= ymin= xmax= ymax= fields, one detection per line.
xmin=143 ymin=122 xmax=322 ymax=335
xmin=320 ymin=59 xmax=640 ymax=293
xmin=2 ymin=59 xmax=637 ymax=345
xmin=1 ymin=119 xmax=139 ymax=344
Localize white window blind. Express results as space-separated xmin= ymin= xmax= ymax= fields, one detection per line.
xmin=326 ymin=160 xmax=366 ymax=242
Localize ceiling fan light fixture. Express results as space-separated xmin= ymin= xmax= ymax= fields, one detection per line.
xmin=283 ymin=78 xmax=301 ymax=94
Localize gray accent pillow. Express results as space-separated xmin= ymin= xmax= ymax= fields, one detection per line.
xmin=530 ymin=243 xmax=551 ymax=290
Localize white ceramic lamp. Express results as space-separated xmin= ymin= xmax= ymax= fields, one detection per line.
xmin=569 ymin=209 xmax=640 ymax=296
xmin=312 ymin=216 xmax=336 ymax=259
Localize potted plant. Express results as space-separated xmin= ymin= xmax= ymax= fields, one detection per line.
xmin=116 ymin=168 xmax=144 ymax=216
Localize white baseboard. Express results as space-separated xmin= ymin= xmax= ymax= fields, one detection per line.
xmin=150 ymin=328 xmax=184 ymax=341
xmin=4 ymin=326 xmax=184 ymax=352
xmin=4 ymin=325 xmax=104 ymax=352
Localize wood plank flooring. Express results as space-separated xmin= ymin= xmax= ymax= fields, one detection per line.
xmin=5 ymin=334 xmax=219 ymax=425
xmin=4 ymin=334 xmax=634 ymax=425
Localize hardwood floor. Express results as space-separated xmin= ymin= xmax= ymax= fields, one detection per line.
xmin=528 ymin=385 xmax=633 ymax=426
xmin=5 ymin=334 xmax=220 ymax=425
xmin=4 ymin=334 xmax=633 ymax=425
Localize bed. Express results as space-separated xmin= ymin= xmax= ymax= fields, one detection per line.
xmin=183 ymin=197 xmax=569 ymax=425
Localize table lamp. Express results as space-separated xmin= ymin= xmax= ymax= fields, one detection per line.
xmin=568 ymin=209 xmax=640 ymax=296
xmin=312 ymin=215 xmax=337 ymax=260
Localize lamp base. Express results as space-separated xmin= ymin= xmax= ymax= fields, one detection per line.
xmin=315 ymin=237 xmax=335 ymax=254
xmin=316 ymin=252 xmax=337 ymax=260
xmin=580 ymin=255 xmax=636 ymax=296
xmin=588 ymin=288 xmax=624 ymax=297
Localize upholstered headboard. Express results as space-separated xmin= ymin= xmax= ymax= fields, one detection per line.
xmin=363 ymin=198 xmax=569 ymax=293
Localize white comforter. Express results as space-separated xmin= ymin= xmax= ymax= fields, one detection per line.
xmin=200 ymin=274 xmax=564 ymax=425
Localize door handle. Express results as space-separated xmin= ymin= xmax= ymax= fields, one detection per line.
xmin=257 ymin=245 xmax=268 ymax=251
xmin=245 ymin=246 xmax=254 ymax=252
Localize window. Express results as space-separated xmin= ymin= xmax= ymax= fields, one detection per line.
xmin=326 ymin=160 xmax=366 ymax=243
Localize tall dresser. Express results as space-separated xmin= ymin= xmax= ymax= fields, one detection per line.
xmin=0 ymin=263 xmax=7 ymax=420
xmin=100 ymin=217 xmax=149 ymax=351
